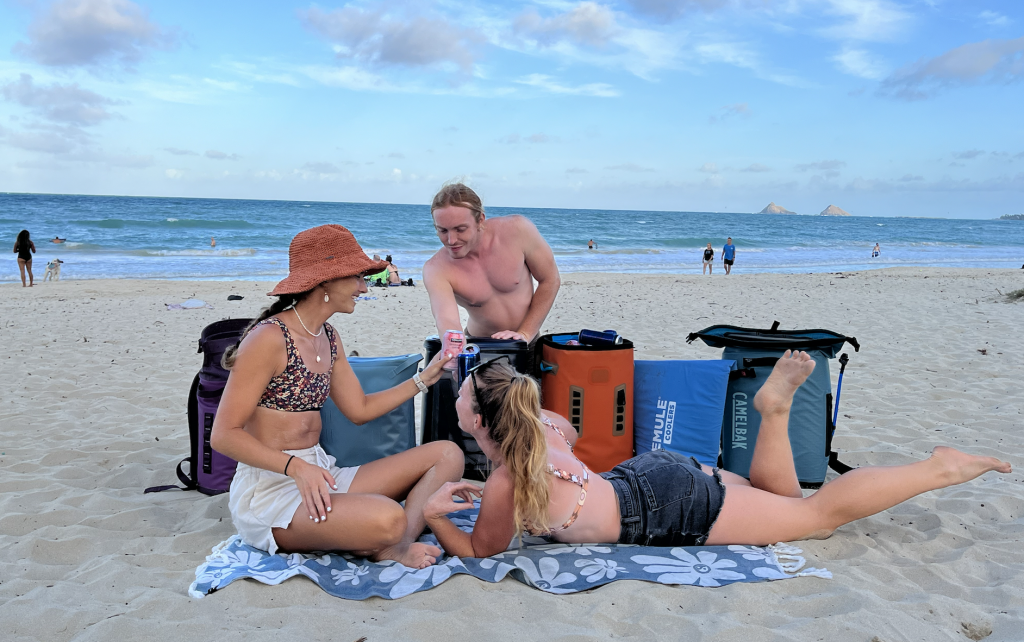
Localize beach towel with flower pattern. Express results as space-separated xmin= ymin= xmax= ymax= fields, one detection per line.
xmin=190 ymin=502 xmax=830 ymax=600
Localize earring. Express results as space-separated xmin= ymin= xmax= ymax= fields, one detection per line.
xmin=324 ymin=291 xmax=330 ymax=303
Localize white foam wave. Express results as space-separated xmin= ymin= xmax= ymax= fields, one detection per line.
xmin=166 ymin=218 xmax=178 ymax=222
xmin=143 ymin=248 xmax=257 ymax=257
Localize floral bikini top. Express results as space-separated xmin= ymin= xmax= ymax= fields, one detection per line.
xmin=543 ymin=416 xmax=590 ymax=533
xmin=256 ymin=316 xmax=338 ymax=412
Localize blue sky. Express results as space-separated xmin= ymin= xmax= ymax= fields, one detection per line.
xmin=0 ymin=0 xmax=1021 ymax=217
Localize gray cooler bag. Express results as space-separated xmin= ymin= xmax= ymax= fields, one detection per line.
xmin=687 ymin=322 xmax=858 ymax=488
xmin=319 ymin=353 xmax=422 ymax=467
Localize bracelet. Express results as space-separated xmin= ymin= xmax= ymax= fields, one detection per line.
xmin=283 ymin=455 xmax=296 ymax=476
xmin=412 ymin=372 xmax=428 ymax=393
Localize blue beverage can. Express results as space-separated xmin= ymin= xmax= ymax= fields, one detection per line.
xmin=578 ymin=329 xmax=623 ymax=347
xmin=457 ymin=344 xmax=480 ymax=388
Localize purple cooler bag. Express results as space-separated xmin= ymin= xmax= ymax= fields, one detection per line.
xmin=146 ymin=317 xmax=252 ymax=496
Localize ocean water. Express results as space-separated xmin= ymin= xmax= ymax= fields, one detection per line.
xmin=3 ymin=193 xmax=1023 ymax=282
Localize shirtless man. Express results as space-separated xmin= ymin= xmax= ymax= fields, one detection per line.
xmin=423 ymin=183 xmax=560 ymax=342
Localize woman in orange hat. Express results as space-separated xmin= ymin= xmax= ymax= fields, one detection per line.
xmin=211 ymin=225 xmax=462 ymax=569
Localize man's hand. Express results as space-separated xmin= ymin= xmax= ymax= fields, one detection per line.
xmin=491 ymin=330 xmax=530 ymax=342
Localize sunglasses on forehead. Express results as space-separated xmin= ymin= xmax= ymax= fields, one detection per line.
xmin=468 ymin=355 xmax=514 ymax=428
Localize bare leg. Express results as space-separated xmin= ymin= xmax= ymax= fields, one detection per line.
xmin=347 ymin=441 xmax=464 ymax=566
xmin=18 ymin=259 xmax=26 ymax=287
xmin=706 ymin=447 xmax=1011 ymax=545
xmin=26 ymin=260 xmax=33 ymax=286
xmin=748 ymin=350 xmax=816 ymax=498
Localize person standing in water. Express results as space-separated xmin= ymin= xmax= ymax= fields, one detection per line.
xmin=722 ymin=237 xmax=736 ymax=275
xmin=872 ymin=243 xmax=880 ymax=258
xmin=211 ymin=237 xmax=217 ymax=248
xmin=13 ymin=230 xmax=36 ymax=287
xmin=702 ymin=243 xmax=715 ymax=275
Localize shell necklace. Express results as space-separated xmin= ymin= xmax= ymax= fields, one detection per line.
xmin=291 ymin=307 xmax=324 ymax=362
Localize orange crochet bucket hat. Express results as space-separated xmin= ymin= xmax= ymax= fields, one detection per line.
xmin=268 ymin=225 xmax=388 ymax=296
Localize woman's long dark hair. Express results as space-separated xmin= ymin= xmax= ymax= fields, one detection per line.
xmin=222 ymin=289 xmax=312 ymax=369
xmin=16 ymin=230 xmax=29 ymax=248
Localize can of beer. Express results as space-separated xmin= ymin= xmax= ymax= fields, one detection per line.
xmin=578 ymin=328 xmax=623 ymax=347
xmin=457 ymin=344 xmax=480 ymax=388
xmin=441 ymin=330 xmax=464 ymax=370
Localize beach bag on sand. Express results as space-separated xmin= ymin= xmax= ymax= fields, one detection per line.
xmin=633 ymin=360 xmax=734 ymax=467
xmin=145 ymin=318 xmax=252 ymax=496
xmin=319 ymin=354 xmax=422 ymax=467
xmin=686 ymin=322 xmax=858 ymax=488
xmin=421 ymin=336 xmax=534 ymax=481
xmin=539 ymin=333 xmax=634 ymax=474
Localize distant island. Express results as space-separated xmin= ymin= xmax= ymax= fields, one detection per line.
xmin=820 ymin=204 xmax=851 ymax=216
xmin=998 ymin=214 xmax=1024 ymax=220
xmin=759 ymin=202 xmax=797 ymax=214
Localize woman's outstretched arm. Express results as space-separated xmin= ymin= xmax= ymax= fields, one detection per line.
xmin=424 ymin=470 xmax=518 ymax=559
xmin=329 ymin=344 xmax=452 ymax=425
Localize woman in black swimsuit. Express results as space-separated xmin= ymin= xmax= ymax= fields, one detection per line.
xmin=13 ymin=230 xmax=36 ymax=287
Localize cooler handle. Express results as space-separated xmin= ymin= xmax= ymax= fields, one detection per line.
xmin=539 ymin=361 xmax=558 ymax=375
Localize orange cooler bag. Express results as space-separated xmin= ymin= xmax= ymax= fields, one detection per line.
xmin=539 ymin=333 xmax=634 ymax=473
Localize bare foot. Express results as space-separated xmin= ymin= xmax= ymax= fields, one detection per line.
xmin=753 ymin=350 xmax=816 ymax=416
xmin=931 ymin=446 xmax=1011 ymax=487
xmin=373 ymin=542 xmax=442 ymax=569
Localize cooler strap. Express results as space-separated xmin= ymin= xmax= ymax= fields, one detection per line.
xmin=828 ymin=452 xmax=854 ymax=475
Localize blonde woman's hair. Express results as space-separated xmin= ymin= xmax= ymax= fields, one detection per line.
xmin=473 ymin=361 xmax=550 ymax=535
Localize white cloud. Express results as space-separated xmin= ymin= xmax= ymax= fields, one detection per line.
xmin=880 ymin=36 xmax=1024 ymax=100
xmin=206 ymin=150 xmax=240 ymax=161
xmin=952 ymin=150 xmax=984 ymax=160
xmin=979 ymin=11 xmax=1010 ymax=28
xmin=796 ymin=159 xmax=846 ymax=171
xmin=699 ymin=162 xmax=720 ymax=173
xmin=833 ymin=47 xmax=888 ymax=79
xmin=605 ymin=162 xmax=655 ymax=172
xmin=819 ymin=0 xmax=911 ymax=42
xmin=514 ymin=2 xmax=619 ymax=48
xmin=298 ymin=5 xmax=483 ymax=73
xmin=515 ymin=73 xmax=619 ymax=97
xmin=1 ymin=74 xmax=120 ymax=126
xmin=13 ymin=0 xmax=178 ymax=68
xmin=742 ymin=163 xmax=772 ymax=172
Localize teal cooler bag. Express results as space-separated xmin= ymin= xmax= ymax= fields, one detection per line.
xmin=319 ymin=353 xmax=422 ymax=467
xmin=687 ymin=323 xmax=858 ymax=487
xmin=633 ymin=360 xmax=734 ymax=467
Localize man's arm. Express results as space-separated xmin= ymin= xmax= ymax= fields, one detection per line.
xmin=423 ymin=258 xmax=464 ymax=336
xmin=495 ymin=217 xmax=559 ymax=342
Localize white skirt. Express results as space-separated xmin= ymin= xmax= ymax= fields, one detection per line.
xmin=228 ymin=444 xmax=359 ymax=554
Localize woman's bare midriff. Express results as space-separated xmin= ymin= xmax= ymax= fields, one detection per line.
xmin=244 ymin=406 xmax=323 ymax=451
xmin=543 ymin=431 xmax=622 ymax=544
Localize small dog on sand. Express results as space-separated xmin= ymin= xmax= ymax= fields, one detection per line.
xmin=44 ymin=259 xmax=63 ymax=281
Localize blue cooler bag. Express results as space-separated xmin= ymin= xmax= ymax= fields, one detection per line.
xmin=320 ymin=353 xmax=422 ymax=467
xmin=687 ymin=322 xmax=858 ymax=488
xmin=633 ymin=360 xmax=734 ymax=467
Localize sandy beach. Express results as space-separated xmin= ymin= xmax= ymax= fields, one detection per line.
xmin=2 ymin=268 xmax=1022 ymax=641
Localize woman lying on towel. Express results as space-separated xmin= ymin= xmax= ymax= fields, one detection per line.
xmin=423 ymin=352 xmax=1011 ymax=557
xmin=211 ymin=225 xmax=463 ymax=569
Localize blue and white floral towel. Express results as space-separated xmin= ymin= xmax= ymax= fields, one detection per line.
xmin=190 ymin=503 xmax=830 ymax=600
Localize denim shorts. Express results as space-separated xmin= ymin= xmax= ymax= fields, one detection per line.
xmin=600 ymin=450 xmax=726 ymax=546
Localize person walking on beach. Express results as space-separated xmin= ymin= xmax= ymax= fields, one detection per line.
xmin=13 ymin=230 xmax=36 ymax=287
xmin=872 ymin=243 xmax=880 ymax=258
xmin=211 ymin=225 xmax=464 ymax=569
xmin=702 ymin=243 xmax=715 ymax=275
xmin=424 ymin=182 xmax=560 ymax=343
xmin=422 ymin=353 xmax=1011 ymax=558
xmin=722 ymin=237 xmax=736 ymax=275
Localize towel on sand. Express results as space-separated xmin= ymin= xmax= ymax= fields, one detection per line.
xmin=190 ymin=502 xmax=829 ymax=600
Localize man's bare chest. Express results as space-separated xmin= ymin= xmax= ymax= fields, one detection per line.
xmin=451 ymin=254 xmax=530 ymax=307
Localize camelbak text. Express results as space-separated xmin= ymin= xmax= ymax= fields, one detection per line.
xmin=732 ymin=392 xmax=748 ymax=449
